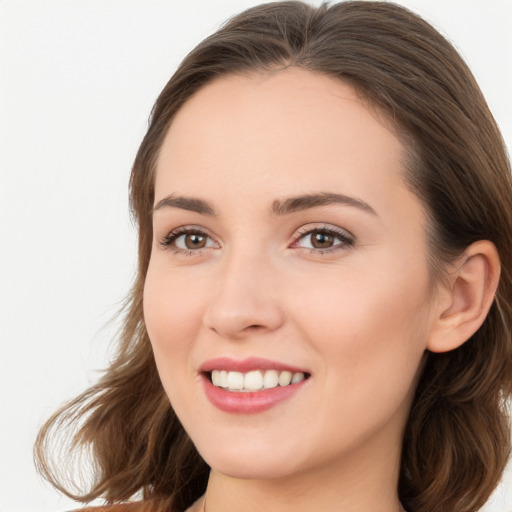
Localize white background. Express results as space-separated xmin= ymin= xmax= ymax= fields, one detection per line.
xmin=1 ymin=1 xmax=511 ymax=511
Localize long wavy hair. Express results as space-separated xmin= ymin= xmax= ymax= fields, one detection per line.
xmin=35 ymin=2 xmax=512 ymax=512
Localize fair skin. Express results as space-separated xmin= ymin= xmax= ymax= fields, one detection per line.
xmin=143 ymin=67 xmax=500 ymax=512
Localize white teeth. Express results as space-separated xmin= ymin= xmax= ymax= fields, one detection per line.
xmin=263 ymin=369 xmax=279 ymax=389
xmin=219 ymin=370 xmax=228 ymax=388
xmin=227 ymin=371 xmax=244 ymax=390
xmin=212 ymin=370 xmax=221 ymax=386
xmin=291 ymin=372 xmax=305 ymax=384
xmin=278 ymin=371 xmax=292 ymax=386
xmin=211 ymin=370 xmax=229 ymax=388
xmin=210 ymin=369 xmax=307 ymax=391
xmin=244 ymin=370 xmax=264 ymax=391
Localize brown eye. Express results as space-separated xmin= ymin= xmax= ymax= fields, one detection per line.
xmin=183 ymin=233 xmax=207 ymax=249
xmin=161 ymin=228 xmax=217 ymax=252
xmin=294 ymin=226 xmax=354 ymax=253
xmin=310 ymin=230 xmax=335 ymax=249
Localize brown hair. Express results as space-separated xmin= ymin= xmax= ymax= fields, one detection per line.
xmin=35 ymin=2 xmax=512 ymax=512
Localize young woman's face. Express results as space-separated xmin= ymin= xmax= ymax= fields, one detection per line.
xmin=144 ymin=68 xmax=438 ymax=482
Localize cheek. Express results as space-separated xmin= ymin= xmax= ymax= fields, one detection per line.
xmin=287 ymin=266 xmax=431 ymax=448
xmin=289 ymin=257 xmax=432 ymax=387
xmin=143 ymin=260 xmax=209 ymax=371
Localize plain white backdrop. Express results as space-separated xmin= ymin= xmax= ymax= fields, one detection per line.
xmin=1 ymin=1 xmax=511 ymax=511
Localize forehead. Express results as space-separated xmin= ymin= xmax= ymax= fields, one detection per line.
xmin=154 ymin=67 xmax=416 ymax=222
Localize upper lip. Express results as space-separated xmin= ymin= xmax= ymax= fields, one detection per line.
xmin=200 ymin=357 xmax=310 ymax=374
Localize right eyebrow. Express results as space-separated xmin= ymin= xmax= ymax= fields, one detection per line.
xmin=152 ymin=191 xmax=377 ymax=217
xmin=153 ymin=195 xmax=216 ymax=215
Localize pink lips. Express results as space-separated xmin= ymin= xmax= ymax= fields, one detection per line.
xmin=200 ymin=357 xmax=310 ymax=414
xmin=200 ymin=357 xmax=308 ymax=374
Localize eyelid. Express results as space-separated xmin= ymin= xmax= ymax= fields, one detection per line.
xmin=290 ymin=224 xmax=355 ymax=252
xmin=158 ymin=223 xmax=355 ymax=256
xmin=293 ymin=223 xmax=354 ymax=239
xmin=158 ymin=225 xmax=220 ymax=254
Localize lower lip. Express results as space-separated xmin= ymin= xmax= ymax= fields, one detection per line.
xmin=202 ymin=374 xmax=308 ymax=414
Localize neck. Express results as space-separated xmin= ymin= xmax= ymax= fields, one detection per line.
xmin=202 ymin=433 xmax=404 ymax=512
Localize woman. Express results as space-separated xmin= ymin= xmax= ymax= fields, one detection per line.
xmin=34 ymin=2 xmax=512 ymax=512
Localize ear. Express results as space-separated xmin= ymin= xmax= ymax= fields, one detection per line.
xmin=427 ymin=240 xmax=501 ymax=353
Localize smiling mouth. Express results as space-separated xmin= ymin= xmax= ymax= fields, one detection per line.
xmin=206 ymin=369 xmax=310 ymax=392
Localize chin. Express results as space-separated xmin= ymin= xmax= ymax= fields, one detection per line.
xmin=205 ymin=456 xmax=297 ymax=481
xmin=195 ymin=437 xmax=307 ymax=481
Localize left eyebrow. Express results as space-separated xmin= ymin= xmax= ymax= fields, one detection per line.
xmin=152 ymin=191 xmax=377 ymax=217
xmin=271 ymin=192 xmax=377 ymax=216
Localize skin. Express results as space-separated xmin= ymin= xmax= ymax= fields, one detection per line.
xmin=143 ymin=68 xmax=498 ymax=512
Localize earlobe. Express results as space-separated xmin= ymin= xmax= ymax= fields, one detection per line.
xmin=427 ymin=240 xmax=501 ymax=353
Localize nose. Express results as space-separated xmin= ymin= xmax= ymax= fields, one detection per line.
xmin=203 ymin=249 xmax=284 ymax=340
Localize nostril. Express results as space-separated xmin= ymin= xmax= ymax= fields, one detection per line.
xmin=246 ymin=324 xmax=265 ymax=331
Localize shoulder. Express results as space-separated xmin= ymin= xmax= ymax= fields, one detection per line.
xmin=67 ymin=497 xmax=203 ymax=512
xmin=70 ymin=504 xmax=143 ymax=512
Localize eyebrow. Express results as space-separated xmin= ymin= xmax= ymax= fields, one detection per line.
xmin=153 ymin=192 xmax=377 ymax=216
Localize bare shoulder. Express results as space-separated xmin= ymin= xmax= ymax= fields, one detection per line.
xmin=71 ymin=503 xmax=143 ymax=512
xmin=69 ymin=496 xmax=203 ymax=512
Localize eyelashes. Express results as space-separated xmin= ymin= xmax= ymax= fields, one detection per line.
xmin=292 ymin=226 xmax=354 ymax=253
xmin=159 ymin=224 xmax=355 ymax=257
xmin=160 ymin=227 xmax=218 ymax=253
